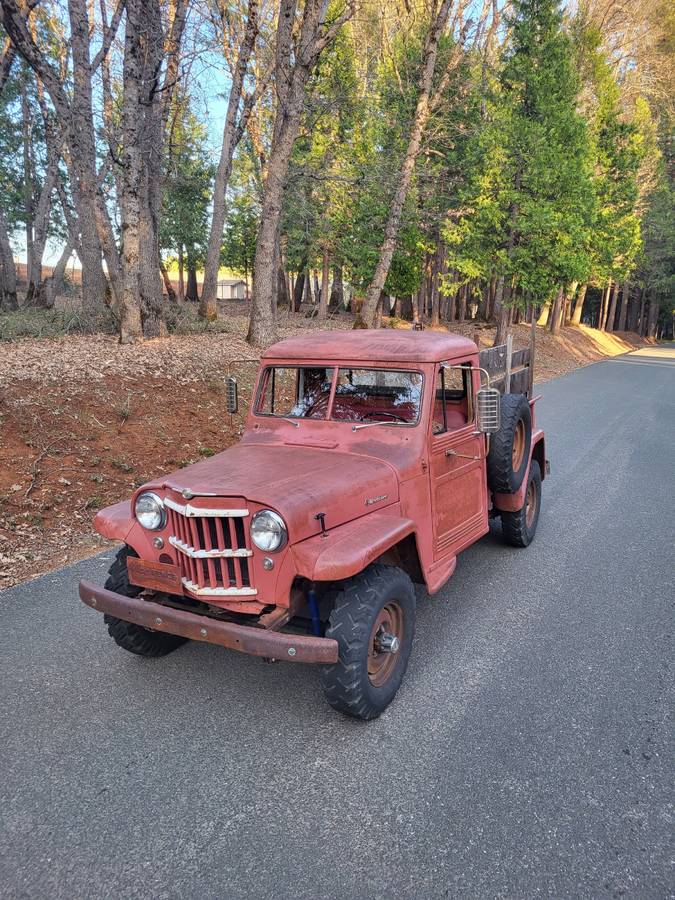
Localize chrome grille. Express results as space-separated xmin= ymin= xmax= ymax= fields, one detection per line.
xmin=165 ymin=498 xmax=256 ymax=597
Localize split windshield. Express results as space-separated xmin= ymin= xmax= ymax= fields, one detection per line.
xmin=255 ymin=366 xmax=423 ymax=425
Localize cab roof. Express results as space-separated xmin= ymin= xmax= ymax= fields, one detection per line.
xmin=262 ymin=329 xmax=477 ymax=364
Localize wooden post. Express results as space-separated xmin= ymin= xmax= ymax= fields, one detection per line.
xmin=504 ymin=333 xmax=513 ymax=394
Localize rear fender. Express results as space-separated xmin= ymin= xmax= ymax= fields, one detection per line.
xmin=493 ymin=430 xmax=546 ymax=513
xmin=291 ymin=512 xmax=417 ymax=583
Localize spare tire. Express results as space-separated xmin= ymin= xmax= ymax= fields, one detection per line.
xmin=487 ymin=394 xmax=532 ymax=493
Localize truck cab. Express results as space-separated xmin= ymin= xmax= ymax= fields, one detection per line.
xmin=80 ymin=330 xmax=547 ymax=719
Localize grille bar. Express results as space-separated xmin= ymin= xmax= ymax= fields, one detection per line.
xmin=166 ymin=502 xmax=256 ymax=597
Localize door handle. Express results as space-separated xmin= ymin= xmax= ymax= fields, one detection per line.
xmin=445 ymin=448 xmax=483 ymax=461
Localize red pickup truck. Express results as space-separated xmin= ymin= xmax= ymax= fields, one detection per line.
xmin=80 ymin=330 xmax=547 ymax=719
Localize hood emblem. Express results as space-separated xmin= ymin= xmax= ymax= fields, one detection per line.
xmin=365 ymin=494 xmax=388 ymax=506
xmin=181 ymin=489 xmax=194 ymax=500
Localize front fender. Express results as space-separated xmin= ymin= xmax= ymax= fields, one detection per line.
xmin=291 ymin=512 xmax=416 ymax=583
xmin=93 ymin=500 xmax=134 ymax=542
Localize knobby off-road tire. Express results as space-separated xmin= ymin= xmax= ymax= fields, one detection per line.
xmin=501 ymin=460 xmax=542 ymax=547
xmin=487 ymin=394 xmax=532 ymax=494
xmin=320 ymin=564 xmax=415 ymax=720
xmin=104 ymin=546 xmax=188 ymax=657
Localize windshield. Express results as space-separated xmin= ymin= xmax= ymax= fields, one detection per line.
xmin=255 ymin=365 xmax=423 ymax=424
xmin=256 ymin=366 xmax=334 ymax=419
xmin=331 ymin=368 xmax=422 ymax=424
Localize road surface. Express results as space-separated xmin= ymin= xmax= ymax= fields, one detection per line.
xmin=1 ymin=346 xmax=673 ymax=899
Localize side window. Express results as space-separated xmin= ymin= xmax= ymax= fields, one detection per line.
xmin=432 ymin=363 xmax=473 ymax=434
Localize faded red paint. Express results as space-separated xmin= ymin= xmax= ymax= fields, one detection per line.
xmin=81 ymin=330 xmax=546 ymax=658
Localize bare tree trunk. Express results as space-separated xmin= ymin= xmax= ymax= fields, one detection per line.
xmin=0 ymin=204 xmax=18 ymax=310
xmin=537 ymin=300 xmax=550 ymax=327
xmin=605 ymin=280 xmax=619 ymax=333
xmin=200 ymin=0 xmax=259 ymax=320
xmin=20 ymin=85 xmax=35 ymax=301
xmin=637 ymin=285 xmax=646 ymax=335
xmin=329 ymin=264 xmax=343 ymax=311
xmin=160 ymin=260 xmax=177 ymax=303
xmin=646 ymin=295 xmax=659 ymax=339
xmin=247 ymin=0 xmax=354 ymax=346
xmin=492 ymin=277 xmax=509 ymax=346
xmin=617 ymin=282 xmax=629 ymax=331
xmin=178 ymin=246 xmax=185 ymax=302
xmin=186 ymin=257 xmax=199 ymax=302
xmin=549 ymin=285 xmax=565 ymax=335
xmin=598 ymin=279 xmax=612 ymax=331
xmin=571 ymin=283 xmax=587 ymax=325
xmin=292 ymin=264 xmax=306 ymax=313
xmin=318 ymin=247 xmax=329 ymax=320
xmin=44 ymin=239 xmax=75 ymax=308
xmin=563 ymin=281 xmax=578 ymax=325
xmin=357 ymin=0 xmax=453 ymax=328
xmin=277 ymin=256 xmax=290 ymax=308
xmin=430 ymin=236 xmax=443 ymax=327
xmin=117 ymin=0 xmax=144 ymax=342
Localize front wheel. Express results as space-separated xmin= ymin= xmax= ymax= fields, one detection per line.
xmin=103 ymin=546 xmax=188 ymax=657
xmin=320 ymin=564 xmax=415 ymax=720
xmin=501 ymin=460 xmax=542 ymax=547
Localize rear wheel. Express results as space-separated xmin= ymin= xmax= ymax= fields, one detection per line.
xmin=501 ymin=460 xmax=542 ymax=547
xmin=103 ymin=546 xmax=188 ymax=657
xmin=320 ymin=565 xmax=415 ymax=720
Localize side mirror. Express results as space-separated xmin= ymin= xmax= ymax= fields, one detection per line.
xmin=476 ymin=387 xmax=501 ymax=433
xmin=226 ymin=376 xmax=238 ymax=415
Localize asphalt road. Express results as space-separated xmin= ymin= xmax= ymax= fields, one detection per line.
xmin=1 ymin=346 xmax=673 ymax=900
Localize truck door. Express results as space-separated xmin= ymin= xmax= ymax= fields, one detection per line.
xmin=430 ymin=361 xmax=489 ymax=559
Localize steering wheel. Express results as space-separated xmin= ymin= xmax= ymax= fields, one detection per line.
xmin=360 ymin=410 xmax=408 ymax=423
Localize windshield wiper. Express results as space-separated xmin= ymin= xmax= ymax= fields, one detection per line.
xmin=282 ymin=417 xmax=300 ymax=427
xmin=351 ymin=421 xmax=408 ymax=432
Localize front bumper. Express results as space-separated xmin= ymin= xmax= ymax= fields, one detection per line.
xmin=79 ymin=580 xmax=338 ymax=664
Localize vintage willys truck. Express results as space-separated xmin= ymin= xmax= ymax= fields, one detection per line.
xmin=80 ymin=330 xmax=547 ymax=719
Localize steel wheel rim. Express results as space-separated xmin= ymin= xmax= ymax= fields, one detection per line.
xmin=525 ymin=479 xmax=537 ymax=528
xmin=368 ymin=601 xmax=404 ymax=687
xmin=512 ymin=420 xmax=526 ymax=470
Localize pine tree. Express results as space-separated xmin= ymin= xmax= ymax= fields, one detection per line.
xmin=445 ymin=0 xmax=594 ymax=343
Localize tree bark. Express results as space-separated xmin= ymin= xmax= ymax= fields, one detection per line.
xmin=617 ymin=282 xmax=629 ymax=332
xmin=318 ymin=247 xmax=329 ymax=320
xmin=246 ymin=0 xmax=355 ymax=346
xmin=549 ymin=285 xmax=565 ymax=335
xmin=44 ymin=239 xmax=75 ymax=308
xmin=329 ymin=265 xmax=343 ymax=311
xmin=605 ymin=280 xmax=620 ymax=333
xmin=178 ymin=246 xmax=185 ymax=303
xmin=277 ymin=256 xmax=290 ymax=308
xmin=186 ymin=258 xmax=199 ymax=302
xmin=292 ymin=265 xmax=306 ymax=312
xmin=160 ymin=260 xmax=177 ymax=303
xmin=357 ymin=0 xmax=453 ymax=328
xmin=492 ymin=277 xmax=509 ymax=346
xmin=200 ymin=0 xmax=259 ymax=320
xmin=646 ymin=295 xmax=658 ymax=339
xmin=571 ymin=283 xmax=587 ymax=325
xmin=0 ymin=204 xmax=18 ymax=310
xmin=563 ymin=281 xmax=578 ymax=325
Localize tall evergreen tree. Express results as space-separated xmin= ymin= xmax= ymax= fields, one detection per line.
xmin=445 ymin=0 xmax=594 ymax=343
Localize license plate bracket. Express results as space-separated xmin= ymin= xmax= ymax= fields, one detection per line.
xmin=127 ymin=557 xmax=182 ymax=594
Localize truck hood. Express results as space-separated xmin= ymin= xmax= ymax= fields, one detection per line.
xmin=147 ymin=443 xmax=399 ymax=542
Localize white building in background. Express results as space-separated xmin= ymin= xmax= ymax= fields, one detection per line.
xmin=217 ymin=279 xmax=247 ymax=300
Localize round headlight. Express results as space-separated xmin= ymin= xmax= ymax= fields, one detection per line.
xmin=134 ymin=492 xmax=166 ymax=531
xmin=250 ymin=510 xmax=287 ymax=552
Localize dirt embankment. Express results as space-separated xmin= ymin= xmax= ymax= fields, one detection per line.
xmin=0 ymin=312 xmax=648 ymax=589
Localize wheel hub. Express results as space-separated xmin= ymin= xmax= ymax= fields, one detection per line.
xmin=374 ymin=631 xmax=400 ymax=653
xmin=368 ymin=601 xmax=404 ymax=687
